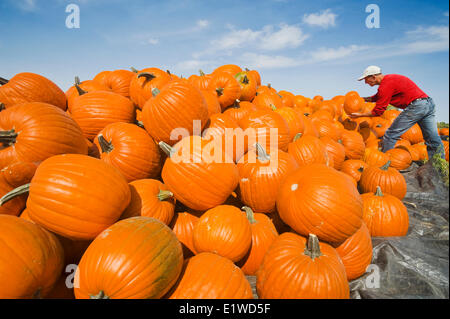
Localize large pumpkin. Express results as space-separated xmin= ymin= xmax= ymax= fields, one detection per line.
xmin=192 ymin=205 xmax=252 ymax=262
xmin=70 ymin=91 xmax=136 ymax=141
xmin=160 ymin=135 xmax=239 ymax=211
xmin=167 ymin=252 xmax=253 ymax=299
xmin=0 ymin=72 xmax=67 ymax=110
xmin=256 ymin=233 xmax=349 ymax=299
xmin=276 ymin=163 xmax=363 ymax=244
xmin=74 ymin=216 xmax=183 ymax=299
xmin=23 ymin=154 xmax=131 ymax=240
xmin=93 ymin=122 xmax=162 ymax=182
xmin=121 ymin=179 xmax=175 ymax=225
xmin=128 ymin=67 xmax=172 ymax=109
xmin=335 ymin=222 xmax=373 ymax=280
xmin=92 ymin=69 xmax=135 ymax=98
xmin=287 ymin=133 xmax=329 ymax=167
xmin=0 ymin=215 xmax=64 ymax=298
xmin=359 ymin=160 xmax=407 ymax=200
xmin=237 ymin=143 xmax=298 ymax=213
xmin=361 ymin=186 xmax=409 ymax=236
xmin=207 ymin=72 xmax=242 ymax=110
xmin=141 ymin=80 xmax=209 ymax=146
xmin=237 ymin=206 xmax=279 ymax=276
xmin=0 ymin=102 xmax=88 ymax=169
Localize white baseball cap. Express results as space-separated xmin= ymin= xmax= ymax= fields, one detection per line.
xmin=358 ymin=65 xmax=382 ymax=81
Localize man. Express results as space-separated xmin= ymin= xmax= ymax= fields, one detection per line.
xmin=349 ymin=65 xmax=445 ymax=160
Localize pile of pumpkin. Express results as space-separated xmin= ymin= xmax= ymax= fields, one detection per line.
xmin=0 ymin=65 xmax=449 ymax=299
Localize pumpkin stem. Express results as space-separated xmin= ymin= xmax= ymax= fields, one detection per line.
xmin=242 ymin=75 xmax=249 ymax=85
xmin=0 ymin=103 xmax=5 ymax=112
xmin=0 ymin=77 xmax=9 ymax=85
xmin=159 ymin=141 xmax=174 ymax=157
xmin=138 ymin=72 xmax=156 ymax=81
xmin=267 ymin=83 xmax=271 ymax=89
xmin=232 ymin=99 xmax=241 ymax=108
xmin=157 ymin=189 xmax=173 ymax=201
xmin=90 ymin=290 xmax=109 ymax=299
xmin=375 ymin=186 xmax=384 ymax=197
xmin=130 ymin=67 xmax=139 ymax=73
xmin=357 ymin=166 xmax=365 ymax=173
xmin=293 ymin=133 xmax=303 ymax=142
xmin=216 ymin=87 xmax=224 ymax=96
xmin=97 ymin=134 xmax=114 ymax=153
xmin=0 ymin=183 xmax=30 ymax=206
xmin=254 ymin=143 xmax=271 ymax=162
xmin=380 ymin=160 xmax=391 ymax=170
xmin=151 ymin=88 xmax=160 ymax=97
xmin=0 ymin=129 xmax=18 ymax=146
xmin=304 ymin=234 xmax=322 ymax=260
xmin=269 ymin=103 xmax=277 ymax=111
xmin=74 ymin=76 xmax=87 ymax=96
xmin=199 ymin=69 xmax=205 ymax=76
xmin=242 ymin=206 xmax=257 ymax=224
xmin=135 ymin=120 xmax=145 ymax=128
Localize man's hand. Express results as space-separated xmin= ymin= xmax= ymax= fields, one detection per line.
xmin=348 ymin=112 xmax=372 ymax=118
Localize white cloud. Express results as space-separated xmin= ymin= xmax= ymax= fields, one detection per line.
xmin=196 ymin=20 xmax=209 ymax=29
xmin=259 ymin=24 xmax=309 ymax=50
xmin=147 ymin=38 xmax=159 ymax=45
xmin=241 ymin=53 xmax=299 ymax=69
xmin=196 ymin=23 xmax=308 ymax=57
xmin=444 ymin=11 xmax=449 ymax=17
xmin=303 ymin=9 xmax=337 ymax=29
xmin=310 ymin=45 xmax=369 ymax=62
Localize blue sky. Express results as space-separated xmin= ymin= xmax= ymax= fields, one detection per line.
xmin=1 ymin=0 xmax=449 ymax=121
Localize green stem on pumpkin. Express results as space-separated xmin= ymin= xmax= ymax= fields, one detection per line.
xmin=0 ymin=183 xmax=30 ymax=206
xmin=90 ymin=290 xmax=109 ymax=299
xmin=157 ymin=189 xmax=173 ymax=201
xmin=130 ymin=67 xmax=139 ymax=73
xmin=199 ymin=69 xmax=206 ymax=76
xmin=0 ymin=129 xmax=18 ymax=145
xmin=254 ymin=143 xmax=271 ymax=162
xmin=304 ymin=234 xmax=322 ymax=260
xmin=375 ymin=186 xmax=384 ymax=197
xmin=269 ymin=103 xmax=277 ymax=111
xmin=232 ymin=99 xmax=241 ymax=108
xmin=74 ymin=76 xmax=87 ymax=96
xmin=0 ymin=103 xmax=5 ymax=111
xmin=380 ymin=160 xmax=391 ymax=170
xmin=97 ymin=134 xmax=114 ymax=153
xmin=242 ymin=206 xmax=257 ymax=224
xmin=159 ymin=141 xmax=174 ymax=157
xmin=293 ymin=133 xmax=303 ymax=142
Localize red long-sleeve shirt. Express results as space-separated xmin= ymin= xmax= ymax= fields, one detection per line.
xmin=371 ymin=74 xmax=428 ymax=116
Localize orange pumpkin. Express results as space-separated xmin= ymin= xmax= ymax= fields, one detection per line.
xmin=169 ymin=211 xmax=201 ymax=258
xmin=168 ymin=252 xmax=253 ymax=299
xmin=141 ymin=80 xmax=209 ymax=146
xmin=207 ymin=72 xmax=242 ymax=110
xmin=121 ymin=179 xmax=175 ymax=225
xmin=193 ymin=205 xmax=252 ymax=262
xmin=93 ymin=122 xmax=162 ymax=182
xmin=0 ymin=72 xmax=67 ymax=111
xmin=335 ymin=222 xmax=373 ymax=280
xmin=74 ymin=216 xmax=183 ymax=299
xmin=359 ymin=161 xmax=407 ymax=200
xmin=128 ymin=67 xmax=172 ymax=109
xmin=237 ymin=143 xmax=298 ymax=213
xmin=361 ymin=186 xmax=409 ymax=236
xmin=0 ymin=102 xmax=88 ymax=169
xmin=160 ymin=135 xmax=239 ymax=211
xmin=276 ymin=163 xmax=363 ymax=244
xmin=238 ymin=206 xmax=279 ymax=276
xmin=0 ymin=215 xmax=64 ymax=298
xmin=256 ymin=233 xmax=349 ymax=299
xmin=24 ymin=154 xmax=131 ymax=240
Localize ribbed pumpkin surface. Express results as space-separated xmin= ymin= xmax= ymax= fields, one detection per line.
xmin=256 ymin=232 xmax=349 ymax=299
xmin=27 ymin=154 xmax=131 ymax=240
xmin=74 ymin=217 xmax=183 ymax=299
xmin=0 ymin=215 xmax=64 ymax=298
xmin=168 ymin=252 xmax=253 ymax=299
